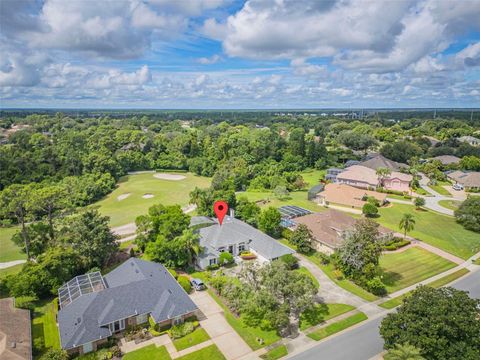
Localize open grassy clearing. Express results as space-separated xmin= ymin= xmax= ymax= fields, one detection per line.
xmin=32 ymin=298 xmax=61 ymax=356
xmin=378 ymin=268 xmax=470 ymax=309
xmin=0 ymin=263 xmax=23 ymax=282
xmin=173 ymin=328 xmax=210 ymax=351
xmin=260 ymin=344 xmax=288 ymax=360
xmin=177 ymin=344 xmax=226 ymax=360
xmin=300 ymin=169 xmax=326 ymax=187
xmin=300 ymin=303 xmax=356 ymax=331
xmin=438 ymin=199 xmax=462 ymax=211
xmin=380 ymin=247 xmax=456 ymax=293
xmin=377 ymin=203 xmax=480 ymax=259
xmin=307 ymin=312 xmax=368 ymax=341
xmin=239 ymin=190 xmax=325 ymax=213
xmin=207 ymin=289 xmax=280 ymax=350
xmin=122 ymin=344 xmax=171 ymax=360
xmin=0 ymin=226 xmax=26 ymax=263
xmin=94 ymin=172 xmax=211 ymax=227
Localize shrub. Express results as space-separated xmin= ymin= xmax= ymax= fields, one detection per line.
xmin=315 ymin=252 xmax=331 ymax=265
xmin=240 ymin=252 xmax=257 ymax=260
xmin=129 ymin=248 xmax=136 ymax=257
xmin=362 ymin=203 xmax=378 ymax=217
xmin=367 ymin=277 xmax=387 ymax=296
xmin=206 ymin=263 xmax=219 ymax=270
xmin=219 ymin=252 xmax=234 ymax=266
xmin=39 ymin=349 xmax=69 ymax=360
xmin=169 ymin=321 xmax=195 ymax=339
xmin=367 ymin=196 xmax=380 ymax=207
xmin=414 ymin=197 xmax=426 ymax=208
xmin=177 ymin=275 xmax=192 ymax=293
xmin=281 ymin=227 xmax=293 ymax=240
xmin=15 ymin=295 xmax=38 ymax=311
xmin=168 ymin=268 xmax=178 ymax=279
xmin=279 ymin=254 xmax=299 ymax=270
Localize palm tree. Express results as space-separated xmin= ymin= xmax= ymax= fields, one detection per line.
xmin=376 ymin=167 xmax=391 ymax=188
xmin=180 ymin=230 xmax=202 ymax=266
xmin=399 ymin=213 xmax=416 ymax=239
xmin=384 ymin=343 xmax=425 ymax=360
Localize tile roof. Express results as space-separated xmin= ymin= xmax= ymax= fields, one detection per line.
xmin=57 ymin=258 xmax=198 ymax=350
xmin=198 ymin=217 xmax=294 ymax=260
xmin=337 ymin=165 xmax=412 ymax=186
xmin=432 ymin=155 xmax=461 ymax=165
xmin=0 ymin=298 xmax=32 ymax=360
xmin=448 ymin=171 xmax=480 ymax=188
xmin=318 ymin=183 xmax=387 ymax=208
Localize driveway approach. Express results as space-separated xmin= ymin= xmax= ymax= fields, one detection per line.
xmin=289 ymin=268 xmax=480 ymax=360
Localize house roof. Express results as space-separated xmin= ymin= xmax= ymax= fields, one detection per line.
xmin=359 ymin=155 xmax=407 ymax=171
xmin=318 ymin=183 xmax=387 ymax=208
xmin=458 ymin=135 xmax=480 ymax=143
xmin=448 ymin=171 xmax=480 ymax=188
xmin=198 ymin=217 xmax=294 ymax=260
xmin=0 ymin=298 xmax=32 ymax=360
xmin=57 ymin=258 xmax=198 ymax=350
xmin=432 ymin=155 xmax=461 ymax=165
xmin=294 ymin=210 xmax=392 ymax=249
xmin=337 ymin=165 xmax=412 ymax=186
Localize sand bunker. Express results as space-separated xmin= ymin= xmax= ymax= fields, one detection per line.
xmin=117 ymin=193 xmax=131 ymax=201
xmin=153 ymin=173 xmax=186 ymax=181
xmin=142 ymin=193 xmax=155 ymax=199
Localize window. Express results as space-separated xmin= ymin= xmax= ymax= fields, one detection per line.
xmin=209 ymin=258 xmax=217 ymax=265
xmin=109 ymin=319 xmax=125 ymax=333
xmin=218 ymin=247 xmax=225 ymax=252
xmin=238 ymin=243 xmax=245 ymax=252
xmin=136 ymin=313 xmax=148 ymax=325
xmin=173 ymin=316 xmax=184 ymax=325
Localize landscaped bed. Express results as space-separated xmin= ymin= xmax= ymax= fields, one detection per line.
xmin=122 ymin=344 xmax=171 ymax=360
xmin=377 ymin=203 xmax=480 ymax=259
xmin=307 ymin=312 xmax=368 ymax=341
xmin=380 ymin=247 xmax=456 ymax=293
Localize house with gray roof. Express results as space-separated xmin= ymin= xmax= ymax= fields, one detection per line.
xmin=192 ymin=213 xmax=294 ymax=269
xmin=57 ymin=258 xmax=198 ymax=355
xmin=359 ymin=155 xmax=408 ymax=171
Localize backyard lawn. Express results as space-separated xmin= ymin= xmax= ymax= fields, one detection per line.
xmin=438 ymin=199 xmax=462 ymax=211
xmin=307 ymin=312 xmax=368 ymax=341
xmin=300 ymin=169 xmax=326 ymax=187
xmin=377 ymin=203 xmax=480 ymax=259
xmin=94 ymin=172 xmax=211 ymax=227
xmin=173 ymin=328 xmax=210 ymax=351
xmin=239 ymin=190 xmax=325 ymax=213
xmin=300 ymin=303 xmax=355 ymax=330
xmin=379 ymin=247 xmax=456 ymax=293
xmin=177 ymin=344 xmax=226 ymax=360
xmin=32 ymin=299 xmax=61 ymax=355
xmin=123 ymin=344 xmax=171 ymax=360
xmin=207 ymin=289 xmax=280 ymax=350
xmin=0 ymin=226 xmax=25 ymax=263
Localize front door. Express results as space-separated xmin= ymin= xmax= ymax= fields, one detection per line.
xmin=228 ymin=245 xmax=234 ymax=254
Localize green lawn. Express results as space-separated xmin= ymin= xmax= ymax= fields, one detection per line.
xmin=377 ymin=203 xmax=480 ymax=259
xmin=307 ymin=312 xmax=368 ymax=341
xmin=0 ymin=226 xmax=26 ymax=263
xmin=173 ymin=328 xmax=210 ymax=351
xmin=239 ymin=190 xmax=325 ymax=213
xmin=429 ymin=182 xmax=452 ymax=196
xmin=207 ymin=289 xmax=280 ymax=350
xmin=278 ymin=239 xmax=378 ymax=302
xmin=32 ymin=299 xmax=61 ymax=355
xmin=300 ymin=169 xmax=327 ymax=187
xmin=94 ymin=172 xmax=211 ymax=227
xmin=300 ymin=303 xmax=356 ymax=331
xmin=387 ymin=194 xmax=412 ymax=202
xmin=296 ymin=267 xmax=320 ymax=289
xmin=475 ymin=258 xmax=480 ymax=265
xmin=438 ymin=199 xmax=462 ymax=211
xmin=123 ymin=344 xmax=171 ymax=360
xmin=380 ymin=247 xmax=456 ymax=293
xmin=414 ymin=187 xmax=430 ymax=196
xmin=260 ymin=344 xmax=288 ymax=360
xmin=0 ymin=263 xmax=23 ymax=280
xmin=176 ymin=344 xmax=225 ymax=360
xmin=378 ymin=268 xmax=470 ymax=309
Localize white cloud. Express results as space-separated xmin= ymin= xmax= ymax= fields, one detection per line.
xmin=197 ymin=54 xmax=221 ymax=64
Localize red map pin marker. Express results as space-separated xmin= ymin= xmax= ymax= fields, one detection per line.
xmin=214 ymin=201 xmax=228 ymax=225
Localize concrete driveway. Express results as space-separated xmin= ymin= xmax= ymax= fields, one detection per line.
xmin=190 ymin=291 xmax=258 ymax=360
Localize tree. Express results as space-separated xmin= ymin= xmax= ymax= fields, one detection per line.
xmin=380 ymin=286 xmax=480 ymax=360
xmin=258 ymin=207 xmax=282 ymax=238
xmin=288 ymin=128 xmax=306 ymax=157
xmin=381 ymin=141 xmax=423 ymax=164
xmin=399 ymin=213 xmax=415 ymax=239
xmin=39 ymin=348 xmax=69 ymax=360
xmin=376 ymin=167 xmax=392 ymax=187
xmin=414 ymin=197 xmax=425 ymax=209
xmin=0 ymin=184 xmax=32 ymax=258
xmin=219 ymin=252 xmax=234 ymax=266
xmin=12 ymin=222 xmax=51 ymax=258
xmin=384 ymin=343 xmax=425 ymax=360
xmin=460 ymin=155 xmax=480 ymax=171
xmin=290 ymin=224 xmax=313 ymax=254
xmin=362 ymin=203 xmax=378 ymax=217
xmin=455 ymin=197 xmax=480 ymax=233
xmin=235 ymin=197 xmax=261 ymax=226
xmin=274 ymin=185 xmax=290 ymax=200
xmin=59 ymin=209 xmax=118 ymax=268
xmin=337 ymin=219 xmax=383 ymax=280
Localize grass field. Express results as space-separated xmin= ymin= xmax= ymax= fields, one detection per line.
xmin=0 ymin=263 xmax=23 ymax=282
xmin=307 ymin=312 xmax=368 ymax=341
xmin=239 ymin=190 xmax=325 ymax=213
xmin=207 ymin=289 xmax=280 ymax=350
xmin=122 ymin=345 xmax=171 ymax=360
xmin=173 ymin=328 xmax=210 ymax=351
xmin=377 ymin=203 xmax=480 ymax=259
xmin=32 ymin=298 xmax=61 ymax=356
xmin=300 ymin=169 xmax=327 ymax=187
xmin=378 ymin=268 xmax=470 ymax=309
xmin=0 ymin=226 xmax=25 ymax=263
xmin=93 ymin=172 xmax=211 ymax=227
xmin=260 ymin=345 xmax=288 ymax=360
xmin=177 ymin=344 xmax=225 ymax=360
xmin=438 ymin=199 xmax=462 ymax=211
xmin=300 ymin=303 xmax=356 ymax=331
xmin=380 ymin=247 xmax=456 ymax=293
xmin=428 ymin=181 xmax=452 ymax=196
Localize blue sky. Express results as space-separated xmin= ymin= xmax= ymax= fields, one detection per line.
xmin=0 ymin=0 xmax=479 ymax=109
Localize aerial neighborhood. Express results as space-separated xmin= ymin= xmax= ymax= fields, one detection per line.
xmin=1 ymin=1 xmax=480 ymax=360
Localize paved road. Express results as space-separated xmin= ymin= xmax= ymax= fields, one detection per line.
xmin=290 ymin=268 xmax=480 ymax=360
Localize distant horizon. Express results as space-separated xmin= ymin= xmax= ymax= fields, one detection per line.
xmin=1 ymin=107 xmax=479 ymax=111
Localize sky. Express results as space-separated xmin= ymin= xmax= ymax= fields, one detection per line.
xmin=0 ymin=0 xmax=479 ymax=109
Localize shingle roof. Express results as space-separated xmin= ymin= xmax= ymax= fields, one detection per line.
xmin=198 ymin=217 xmax=294 ymax=260
xmin=359 ymin=155 xmax=407 ymax=171
xmin=448 ymin=171 xmax=480 ymax=188
xmin=57 ymin=258 xmax=198 ymax=350
xmin=432 ymin=155 xmax=461 ymax=165
xmin=318 ymin=183 xmax=387 ymax=208
xmin=337 ymin=165 xmax=412 ymax=186
xmin=0 ymin=298 xmax=32 ymax=360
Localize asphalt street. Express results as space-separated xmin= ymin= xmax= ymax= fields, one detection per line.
xmin=291 ymin=268 xmax=480 ymax=360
